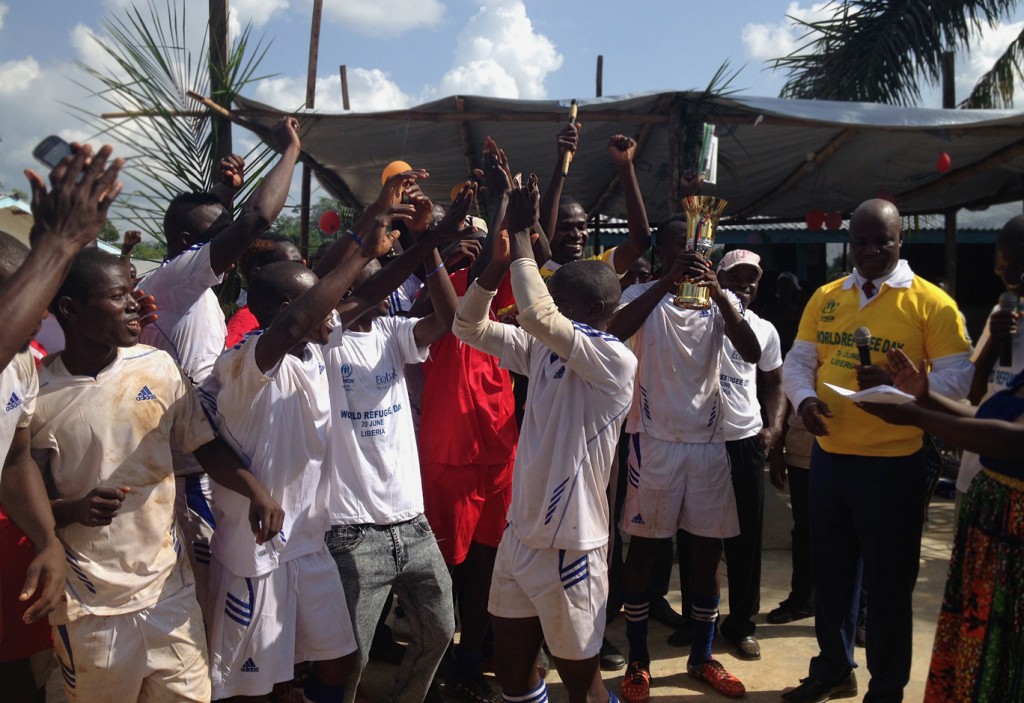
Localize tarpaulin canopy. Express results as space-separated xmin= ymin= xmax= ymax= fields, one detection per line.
xmin=234 ymin=91 xmax=1024 ymax=225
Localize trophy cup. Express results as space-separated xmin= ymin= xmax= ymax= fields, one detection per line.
xmin=673 ymin=195 xmax=728 ymax=309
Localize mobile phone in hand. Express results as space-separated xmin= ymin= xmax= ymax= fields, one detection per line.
xmin=33 ymin=135 xmax=74 ymax=169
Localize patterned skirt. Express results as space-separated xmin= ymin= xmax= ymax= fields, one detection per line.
xmin=924 ymin=469 xmax=1024 ymax=703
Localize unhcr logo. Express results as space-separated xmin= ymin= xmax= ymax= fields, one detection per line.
xmin=821 ymin=298 xmax=839 ymax=321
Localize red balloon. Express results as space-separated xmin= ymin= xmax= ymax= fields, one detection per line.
xmin=825 ymin=211 xmax=843 ymax=230
xmin=937 ymin=152 xmax=951 ymax=173
xmin=319 ymin=210 xmax=341 ymax=235
xmin=806 ymin=210 xmax=825 ymax=232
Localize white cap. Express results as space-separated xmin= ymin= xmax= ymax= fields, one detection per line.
xmin=717 ymin=249 xmax=762 ymax=278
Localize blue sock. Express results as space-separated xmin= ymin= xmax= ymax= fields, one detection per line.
xmin=688 ymin=593 xmax=719 ymax=667
xmin=623 ymin=593 xmax=650 ymax=665
xmin=503 ymin=679 xmax=548 ymax=703
xmin=303 ymin=676 xmax=345 ymax=703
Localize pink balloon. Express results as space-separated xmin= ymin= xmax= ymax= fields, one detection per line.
xmin=319 ymin=210 xmax=341 ymax=235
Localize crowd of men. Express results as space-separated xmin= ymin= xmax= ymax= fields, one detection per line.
xmin=0 ymin=113 xmax=1019 ymax=703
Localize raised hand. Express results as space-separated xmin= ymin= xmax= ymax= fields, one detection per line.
xmin=665 ymin=250 xmax=709 ymax=286
xmin=406 ymin=184 xmax=435 ymax=237
xmin=122 ymin=230 xmax=142 ymax=251
xmin=364 ymin=204 xmax=413 ymax=259
xmin=442 ymin=238 xmax=483 ymax=269
xmin=75 ymin=486 xmax=130 ymax=527
xmin=219 ymin=154 xmax=246 ymax=191
xmin=473 ymin=136 xmax=514 ymax=197
xmin=608 ymin=134 xmax=636 ymax=166
xmin=133 ymin=289 xmax=159 ymax=328
xmin=679 ymin=168 xmax=705 ymax=197
xmin=26 ymin=143 xmax=124 ymax=250
xmin=428 ymin=182 xmax=478 ymax=242
xmin=505 ymin=174 xmax=541 ymax=235
xmin=376 ymin=168 xmax=430 ymax=210
xmin=885 ymin=348 xmax=929 ymax=400
xmin=272 ymin=117 xmax=301 ymax=153
xmin=556 ymin=122 xmax=581 ymax=161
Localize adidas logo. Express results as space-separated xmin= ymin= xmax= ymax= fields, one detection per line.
xmin=135 ymin=386 xmax=157 ymax=401
xmin=631 ymin=513 xmax=645 ymax=525
xmin=241 ymin=657 xmax=259 ymax=673
xmin=5 ymin=393 xmax=21 ymax=412
xmin=318 ymin=363 xmax=326 ymax=374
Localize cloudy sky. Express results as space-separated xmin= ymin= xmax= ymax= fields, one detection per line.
xmin=2 ymin=0 xmax=1023 ymax=224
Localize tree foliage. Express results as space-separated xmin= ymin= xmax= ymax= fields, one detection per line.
xmin=775 ymin=0 xmax=1020 ymax=106
xmin=73 ymin=0 xmax=277 ymax=242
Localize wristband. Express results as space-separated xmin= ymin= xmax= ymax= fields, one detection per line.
xmin=426 ymin=261 xmax=446 ymax=278
xmin=347 ymin=229 xmax=363 ymax=247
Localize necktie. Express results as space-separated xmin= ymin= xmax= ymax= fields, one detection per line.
xmin=862 ymin=280 xmax=876 ymax=299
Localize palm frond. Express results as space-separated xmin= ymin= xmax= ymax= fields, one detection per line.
xmin=775 ymin=0 xmax=1018 ymax=105
xmin=962 ymin=25 xmax=1024 ymax=107
xmin=71 ymin=0 xmax=276 ymax=241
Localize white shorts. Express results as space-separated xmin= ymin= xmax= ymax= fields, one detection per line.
xmin=208 ymin=546 xmax=357 ymax=699
xmin=174 ymin=472 xmax=215 ymax=616
xmin=488 ymin=528 xmax=607 ymax=660
xmin=620 ymin=434 xmax=739 ymax=539
xmin=53 ymin=584 xmax=210 ymax=703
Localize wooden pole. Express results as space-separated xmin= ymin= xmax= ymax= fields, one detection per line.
xmin=942 ymin=51 xmax=957 ymax=296
xmin=208 ymin=0 xmax=232 ymax=186
xmin=596 ymin=55 xmax=604 ymax=98
xmin=340 ymin=65 xmax=351 ymax=111
xmin=300 ymin=0 xmax=324 ymax=260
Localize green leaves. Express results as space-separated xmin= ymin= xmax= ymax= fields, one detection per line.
xmin=72 ymin=0 xmax=276 ymax=242
xmin=774 ymin=0 xmax=1020 ymax=106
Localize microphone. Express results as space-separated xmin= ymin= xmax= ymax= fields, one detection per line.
xmin=561 ymin=99 xmax=578 ymax=177
xmin=998 ymin=291 xmax=1018 ymax=367
xmin=854 ymin=327 xmax=872 ymax=367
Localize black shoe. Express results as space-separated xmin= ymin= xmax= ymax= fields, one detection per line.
xmin=723 ymin=633 xmax=760 ymax=661
xmin=445 ymin=671 xmax=501 ymax=703
xmin=666 ymin=619 xmax=692 ymax=648
xmin=767 ymin=600 xmax=814 ymax=624
xmin=599 ymin=637 xmax=626 ymax=671
xmin=781 ymin=672 xmax=857 ymax=702
xmin=649 ymin=596 xmax=686 ymax=629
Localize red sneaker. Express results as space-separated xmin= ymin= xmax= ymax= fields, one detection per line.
xmin=620 ymin=660 xmax=651 ymax=703
xmin=687 ymin=658 xmax=746 ymax=698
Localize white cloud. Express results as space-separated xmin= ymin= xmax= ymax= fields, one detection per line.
xmin=957 ymin=20 xmax=1024 ymax=102
xmin=251 ymin=68 xmax=412 ymax=112
xmin=0 ymin=57 xmax=40 ymax=95
xmin=321 ymin=0 xmax=445 ymax=38
xmin=741 ymin=2 xmax=834 ymax=62
xmin=430 ymin=0 xmax=562 ymax=100
xmin=233 ymin=0 xmax=290 ymax=27
xmin=0 ymin=4 xmax=8 ymax=32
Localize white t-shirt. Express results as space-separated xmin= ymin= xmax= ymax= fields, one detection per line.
xmin=957 ymin=302 xmax=1024 ymax=491
xmin=138 ymin=243 xmax=226 ymax=385
xmin=323 ymin=316 xmax=430 ymax=525
xmin=497 ymin=320 xmax=636 ymax=550
xmin=206 ymin=334 xmax=331 ymax=577
xmin=0 ymin=351 xmax=37 ymax=474
xmin=30 ymin=346 xmax=216 ymax=622
xmin=620 ymin=283 xmax=742 ymax=443
xmin=387 ymin=275 xmax=424 ymax=316
xmin=719 ymin=310 xmax=782 ymax=441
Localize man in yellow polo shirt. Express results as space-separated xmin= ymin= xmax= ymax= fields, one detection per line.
xmin=780 ymin=199 xmax=972 ymax=703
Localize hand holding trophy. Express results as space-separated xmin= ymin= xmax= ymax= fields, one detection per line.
xmin=673 ymin=195 xmax=727 ymax=309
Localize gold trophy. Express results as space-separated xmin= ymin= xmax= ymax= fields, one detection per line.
xmin=673 ymin=195 xmax=728 ymax=309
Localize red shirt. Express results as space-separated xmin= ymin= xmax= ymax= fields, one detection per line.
xmin=225 ymin=305 xmax=259 ymax=349
xmin=418 ymin=269 xmax=519 ymax=466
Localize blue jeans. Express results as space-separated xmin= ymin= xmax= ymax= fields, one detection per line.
xmin=326 ymin=515 xmax=455 ymax=703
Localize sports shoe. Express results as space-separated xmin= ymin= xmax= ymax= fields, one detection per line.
xmin=687 ymin=659 xmax=746 ymax=698
xmin=620 ymin=660 xmax=651 ymax=703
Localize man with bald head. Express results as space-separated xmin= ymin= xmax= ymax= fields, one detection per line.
xmin=781 ymin=199 xmax=972 ymax=702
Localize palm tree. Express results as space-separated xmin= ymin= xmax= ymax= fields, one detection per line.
xmin=73 ymin=0 xmax=274 ymax=241
xmin=774 ymin=0 xmax=1023 ymax=108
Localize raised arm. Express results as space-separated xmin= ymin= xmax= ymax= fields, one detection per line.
xmin=2 ymin=143 xmax=123 ymax=369
xmin=405 ymin=188 xmax=460 ymax=347
xmin=254 ymin=226 xmax=397 ymax=373
xmin=607 ymin=252 xmax=701 ymax=341
xmin=607 ymin=134 xmax=651 ymax=274
xmin=209 ymin=154 xmax=245 ymax=211
xmin=703 ymin=266 xmax=761 ymax=363
xmin=540 ymin=122 xmax=580 ymax=246
xmin=208 ymin=118 xmax=301 ymax=275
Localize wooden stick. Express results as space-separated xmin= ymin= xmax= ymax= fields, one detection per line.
xmin=561 ymin=99 xmax=578 ymax=177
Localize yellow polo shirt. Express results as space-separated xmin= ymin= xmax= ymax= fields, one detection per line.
xmin=539 ymin=247 xmax=617 ymax=280
xmin=796 ymin=272 xmax=970 ymax=457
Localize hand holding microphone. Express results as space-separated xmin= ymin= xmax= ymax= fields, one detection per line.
xmin=854 ymin=326 xmax=890 ymax=389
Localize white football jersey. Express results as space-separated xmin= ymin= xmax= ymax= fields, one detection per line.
xmin=719 ymin=310 xmax=782 ymax=441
